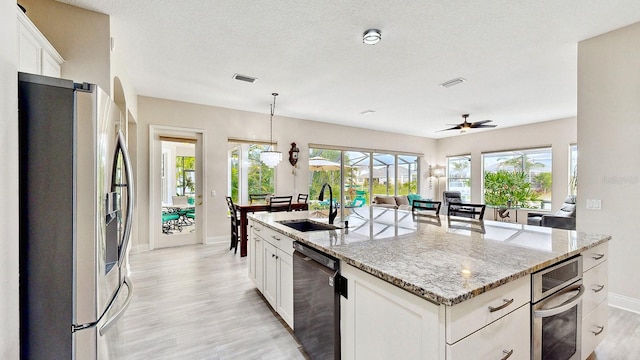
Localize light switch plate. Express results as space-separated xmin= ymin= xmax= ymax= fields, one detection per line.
xmin=586 ymin=199 xmax=602 ymax=210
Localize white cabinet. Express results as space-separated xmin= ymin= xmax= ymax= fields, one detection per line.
xmin=17 ymin=8 xmax=64 ymax=77
xmin=247 ymin=220 xmax=294 ymax=328
xmin=248 ymin=221 xmax=264 ymax=291
xmin=340 ymin=263 xmax=441 ymax=360
xmin=446 ymin=304 xmax=530 ymax=360
xmin=341 ymin=263 xmax=531 ymax=360
xmin=581 ymin=242 xmax=608 ymax=358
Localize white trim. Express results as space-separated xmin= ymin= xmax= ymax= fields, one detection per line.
xmin=150 ymin=125 xmax=207 ymax=250
xmin=609 ymin=292 xmax=640 ymax=314
xmin=205 ymin=236 xmax=228 ymax=245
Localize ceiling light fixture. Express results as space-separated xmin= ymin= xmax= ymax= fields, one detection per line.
xmin=362 ymin=29 xmax=381 ymax=45
xmin=259 ymin=93 xmax=282 ymax=167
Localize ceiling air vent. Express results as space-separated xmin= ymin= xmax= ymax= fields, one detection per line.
xmin=439 ymin=77 xmax=466 ymax=88
xmin=233 ymin=73 xmax=257 ymax=83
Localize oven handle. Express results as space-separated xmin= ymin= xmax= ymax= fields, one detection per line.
xmin=534 ymin=283 xmax=584 ymax=318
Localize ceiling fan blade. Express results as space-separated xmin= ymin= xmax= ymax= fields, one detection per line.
xmin=474 ymin=124 xmax=497 ymax=128
xmin=437 ymin=125 xmax=462 ymax=132
xmin=470 ymin=120 xmax=493 ymax=126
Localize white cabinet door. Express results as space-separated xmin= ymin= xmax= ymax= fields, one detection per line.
xmin=263 ymin=241 xmax=278 ymax=309
xmin=248 ymin=222 xmax=264 ymax=291
xmin=17 ymin=9 xmax=63 ymax=77
xmin=277 ymin=251 xmax=294 ymax=328
xmin=340 ymin=263 xmax=441 ymax=360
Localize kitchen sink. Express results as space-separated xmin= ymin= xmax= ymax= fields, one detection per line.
xmin=276 ymin=219 xmax=339 ymax=232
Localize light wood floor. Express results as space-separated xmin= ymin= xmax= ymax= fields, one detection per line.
xmin=111 ymin=242 xmax=639 ymax=359
xmin=109 ymin=242 xmax=307 ymax=359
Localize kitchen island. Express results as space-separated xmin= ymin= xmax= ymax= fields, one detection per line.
xmin=248 ymin=207 xmax=610 ymax=360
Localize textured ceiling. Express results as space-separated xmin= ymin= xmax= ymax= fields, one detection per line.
xmin=56 ymin=0 xmax=640 ymax=138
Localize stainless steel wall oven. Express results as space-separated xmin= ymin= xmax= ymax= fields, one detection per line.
xmin=531 ymin=255 xmax=584 ymax=360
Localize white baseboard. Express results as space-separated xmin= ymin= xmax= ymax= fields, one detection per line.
xmin=609 ymin=292 xmax=640 ymax=314
xmin=205 ymin=235 xmax=228 ymax=245
xmin=130 ymin=243 xmax=150 ymax=254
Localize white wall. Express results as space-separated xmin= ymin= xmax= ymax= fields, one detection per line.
xmin=1 ymin=2 xmax=18 ymax=358
xmin=436 ymin=117 xmax=577 ymax=214
xmin=578 ymin=22 xmax=640 ymax=312
xmin=138 ymin=96 xmax=435 ymax=248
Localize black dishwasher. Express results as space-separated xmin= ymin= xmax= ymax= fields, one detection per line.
xmin=293 ymin=241 xmax=345 ymax=360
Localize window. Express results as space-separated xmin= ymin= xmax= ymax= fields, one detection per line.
xmin=228 ymin=142 xmax=275 ymax=203
xmin=569 ymin=144 xmax=577 ymax=196
xmin=482 ymin=148 xmax=552 ymax=209
xmin=309 ymin=146 xmax=421 ymax=215
xmin=447 ymin=155 xmax=471 ymax=202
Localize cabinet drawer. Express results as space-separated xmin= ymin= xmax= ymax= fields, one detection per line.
xmin=251 ymin=221 xmax=266 ymax=239
xmin=582 ymin=261 xmax=608 ymax=316
xmin=264 ymin=227 xmax=294 ymax=256
xmin=582 ymin=299 xmax=608 ymax=358
xmin=446 ymin=275 xmax=530 ymax=344
xmin=447 ymin=304 xmax=530 ymax=360
xmin=582 ymin=242 xmax=608 ymax=272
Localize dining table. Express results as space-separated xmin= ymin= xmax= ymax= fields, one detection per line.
xmin=235 ymin=201 xmax=308 ymax=257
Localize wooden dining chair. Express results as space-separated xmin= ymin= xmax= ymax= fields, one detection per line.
xmin=269 ymin=195 xmax=292 ymax=212
xmin=447 ymin=202 xmax=486 ymax=219
xmin=412 ymin=200 xmax=442 ymax=216
xmin=225 ymin=196 xmax=240 ymax=253
xmin=249 ymin=193 xmax=270 ymax=204
xmin=297 ymin=193 xmax=309 ymax=203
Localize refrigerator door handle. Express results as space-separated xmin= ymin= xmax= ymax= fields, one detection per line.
xmin=114 ymin=130 xmax=135 ymax=266
xmin=99 ymin=276 xmax=134 ymax=335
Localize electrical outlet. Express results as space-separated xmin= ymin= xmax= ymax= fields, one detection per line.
xmin=586 ymin=199 xmax=602 ymax=210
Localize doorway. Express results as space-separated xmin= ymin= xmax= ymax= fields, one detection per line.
xmin=150 ymin=125 xmax=206 ymax=249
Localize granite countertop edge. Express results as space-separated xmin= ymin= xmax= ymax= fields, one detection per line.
xmin=250 ymin=213 xmax=611 ymax=306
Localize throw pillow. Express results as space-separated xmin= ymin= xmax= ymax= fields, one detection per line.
xmin=395 ymin=196 xmax=410 ymax=206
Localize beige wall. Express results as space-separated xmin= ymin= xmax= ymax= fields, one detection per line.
xmin=137 ymin=96 xmax=435 ymax=249
xmin=436 ymin=117 xmax=577 ymax=214
xmin=19 ymin=0 xmax=111 ymax=93
xmin=578 ymin=22 xmax=640 ymax=311
xmin=1 ymin=2 xmax=18 ymax=358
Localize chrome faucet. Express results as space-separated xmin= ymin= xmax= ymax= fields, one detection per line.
xmin=318 ymin=183 xmax=337 ymax=225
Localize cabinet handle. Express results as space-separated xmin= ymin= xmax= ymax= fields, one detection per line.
xmin=488 ymin=298 xmax=514 ymax=313
xmin=592 ymin=284 xmax=605 ymax=293
xmin=272 ymin=235 xmax=280 ymax=241
xmin=592 ymin=325 xmax=605 ymax=336
xmin=501 ymin=349 xmax=514 ymax=360
xmin=272 ymin=254 xmax=275 ymax=258
xmin=591 ymin=253 xmax=605 ymax=260
xmin=255 ymin=227 xmax=261 ymax=232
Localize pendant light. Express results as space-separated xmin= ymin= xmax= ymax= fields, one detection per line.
xmin=260 ymin=93 xmax=282 ymax=167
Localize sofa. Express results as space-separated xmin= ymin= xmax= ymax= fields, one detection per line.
xmin=527 ymin=195 xmax=576 ymax=230
xmin=372 ymin=194 xmax=423 ymax=210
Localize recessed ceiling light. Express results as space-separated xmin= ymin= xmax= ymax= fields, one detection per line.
xmin=439 ymin=77 xmax=466 ymax=88
xmin=362 ymin=29 xmax=381 ymax=45
xmin=233 ymin=73 xmax=257 ymax=83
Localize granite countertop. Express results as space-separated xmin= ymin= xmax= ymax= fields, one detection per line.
xmin=248 ymin=207 xmax=611 ymax=306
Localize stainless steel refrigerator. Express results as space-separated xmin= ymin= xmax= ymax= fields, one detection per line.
xmin=18 ymin=72 xmax=134 ymax=359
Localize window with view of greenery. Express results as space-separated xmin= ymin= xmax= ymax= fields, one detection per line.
xmin=447 ymin=155 xmax=471 ymax=202
xmin=176 ymin=156 xmax=195 ymax=196
xmin=228 ymin=143 xmax=275 ymax=204
xmin=482 ymin=148 xmax=552 ymax=209
xmin=309 ymin=147 xmax=420 ymax=213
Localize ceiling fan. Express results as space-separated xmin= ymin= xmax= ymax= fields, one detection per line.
xmin=439 ymin=114 xmax=497 ymax=133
